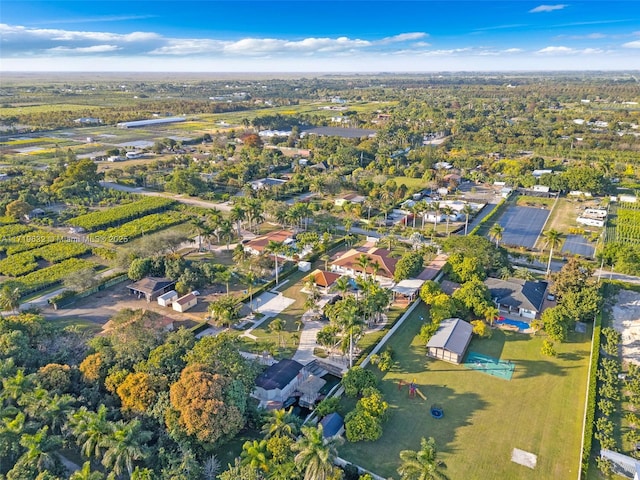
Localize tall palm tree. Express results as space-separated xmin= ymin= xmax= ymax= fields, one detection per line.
xmin=190 ymin=217 xmax=206 ymax=251
xmin=543 ymin=229 xmax=562 ymax=277
xmin=269 ymin=318 xmax=286 ymax=349
xmin=356 ymin=254 xmax=371 ymax=280
xmin=431 ymin=202 xmax=441 ymax=230
xmin=334 ymin=298 xmax=364 ymax=368
xmin=333 ymin=276 xmax=351 ymax=297
xmin=215 ymin=268 xmax=233 ymax=295
xmin=0 ymin=285 xmax=21 ymax=314
xmin=266 ymin=240 xmax=284 ymax=285
xmin=489 ymin=223 xmax=504 ymax=246
xmin=397 ymin=436 xmax=449 ymax=480
xmin=294 ymin=425 xmax=342 ymax=480
xmin=244 ymin=271 xmax=256 ymax=311
xmin=229 ymin=204 xmax=246 ymax=238
xmin=320 ymin=254 xmax=331 ymax=271
xmin=462 ymin=204 xmax=475 ymax=236
xmin=18 ymin=425 xmax=62 ymax=474
xmin=69 ymin=405 xmax=113 ymax=460
xmin=70 ymin=461 xmax=104 ymax=480
xmin=441 ymin=205 xmax=454 ymax=236
xmin=216 ymin=219 xmax=234 ymax=251
xmin=101 ymin=419 xmax=152 ymax=478
xmin=261 ymin=408 xmax=298 ymax=439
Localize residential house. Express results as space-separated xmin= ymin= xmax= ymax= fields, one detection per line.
xmin=244 ymin=230 xmax=296 ymax=256
xmin=334 ymin=193 xmax=366 ymax=207
xmin=249 ymin=177 xmax=288 ymax=190
xmin=485 ymin=277 xmax=548 ymax=319
xmin=426 ymin=318 xmax=473 ymax=364
xmin=330 ymin=247 xmax=397 ymax=280
xmin=253 ymin=359 xmax=305 ymax=407
xmin=305 ymin=269 xmax=342 ymax=294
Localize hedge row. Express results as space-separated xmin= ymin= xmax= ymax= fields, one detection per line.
xmin=469 ymin=196 xmax=508 ymax=236
xmin=6 ymin=258 xmax=96 ymax=297
xmin=581 ymin=312 xmax=602 ymax=477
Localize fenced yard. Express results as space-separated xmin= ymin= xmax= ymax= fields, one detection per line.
xmin=339 ymin=305 xmax=591 ymax=480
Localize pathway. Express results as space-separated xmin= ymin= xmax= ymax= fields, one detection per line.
xmin=240 ymin=291 xmax=295 ymax=339
xmin=292 ymin=318 xmax=324 ymax=365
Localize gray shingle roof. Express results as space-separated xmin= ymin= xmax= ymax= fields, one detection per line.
xmin=485 ymin=278 xmax=548 ymax=312
xmin=255 ymin=359 xmax=303 ymax=391
xmin=426 ymin=318 xmax=473 ymax=355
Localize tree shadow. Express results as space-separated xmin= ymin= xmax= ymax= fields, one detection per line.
xmin=339 ymin=382 xmax=487 ymax=477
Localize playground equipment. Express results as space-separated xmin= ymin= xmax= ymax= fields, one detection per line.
xmin=430 ymin=404 xmax=444 ymax=419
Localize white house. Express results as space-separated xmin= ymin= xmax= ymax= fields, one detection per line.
xmin=157 ymin=290 xmax=178 ymax=307
xmin=172 ymin=293 xmax=197 ymax=313
xmin=253 ymin=359 xmax=305 ymax=407
xmin=485 ymin=278 xmax=548 ymax=319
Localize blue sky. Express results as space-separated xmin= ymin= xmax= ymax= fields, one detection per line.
xmin=1 ymin=1 xmax=639 ymax=71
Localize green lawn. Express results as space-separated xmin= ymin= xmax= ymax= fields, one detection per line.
xmin=393 ymin=176 xmax=429 ymax=190
xmin=339 ymin=303 xmax=591 ymax=480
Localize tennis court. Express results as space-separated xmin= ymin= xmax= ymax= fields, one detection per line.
xmin=463 ymin=351 xmax=515 ymax=380
xmin=492 ymin=206 xmax=549 ymax=248
xmin=561 ymin=234 xmax=595 ymax=258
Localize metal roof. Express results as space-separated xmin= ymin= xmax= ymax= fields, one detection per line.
xmin=426 ymin=318 xmax=473 ymax=356
xmin=255 ymin=359 xmax=303 ymax=391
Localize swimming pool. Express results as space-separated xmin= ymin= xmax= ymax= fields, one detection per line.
xmin=495 ymin=317 xmax=530 ymax=331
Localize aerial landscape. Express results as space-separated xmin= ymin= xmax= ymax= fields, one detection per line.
xmin=1 ymin=1 xmax=640 ymax=479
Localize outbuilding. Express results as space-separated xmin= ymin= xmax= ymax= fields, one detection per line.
xmin=128 ymin=277 xmax=176 ymax=302
xmin=426 ymin=318 xmax=473 ymax=364
xmin=157 ymin=290 xmax=178 ymax=307
xmin=172 ymin=293 xmax=197 ymax=313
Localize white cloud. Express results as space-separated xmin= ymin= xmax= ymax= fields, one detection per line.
xmin=529 ymin=4 xmax=568 ymax=13
xmin=536 ymin=46 xmax=605 ymax=55
xmin=622 ymin=40 xmax=640 ymax=48
xmin=378 ymin=32 xmax=427 ymax=44
xmin=48 ymin=45 xmax=121 ymax=53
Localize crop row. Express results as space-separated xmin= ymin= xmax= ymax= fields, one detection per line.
xmin=0 ymin=216 xmax=18 ymax=226
xmin=93 ymin=213 xmax=184 ymax=244
xmin=0 ymin=224 xmax=33 ymax=238
xmin=619 ymin=202 xmax=640 ymax=211
xmin=68 ymin=197 xmax=177 ymax=231
xmin=5 ymin=258 xmax=95 ymax=297
xmin=0 ymin=242 xmax=91 ymax=277
xmin=0 ymin=229 xmax=62 ymax=255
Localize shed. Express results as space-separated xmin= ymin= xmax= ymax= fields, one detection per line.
xmin=426 ymin=318 xmax=473 ymax=364
xmin=172 ymin=293 xmax=197 ymax=313
xmin=320 ymin=413 xmax=344 ymax=439
xmin=157 ymin=290 xmax=178 ymax=307
xmin=298 ymin=261 xmax=311 ymax=272
xmin=128 ymin=277 xmax=176 ymax=302
xmin=392 ymin=279 xmax=425 ymax=301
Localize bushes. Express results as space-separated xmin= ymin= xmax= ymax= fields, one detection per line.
xmin=341 ymin=367 xmax=377 ymax=398
xmin=68 ymin=197 xmax=176 ymax=231
xmin=345 ymin=387 xmax=389 ymax=442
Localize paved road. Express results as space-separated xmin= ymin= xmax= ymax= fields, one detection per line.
xmin=594 ymin=269 xmax=640 ymax=285
xmin=100 ymin=181 xmax=232 ymax=212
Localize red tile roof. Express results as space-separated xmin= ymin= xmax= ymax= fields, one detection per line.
xmin=332 ymin=247 xmax=397 ymax=278
xmin=245 ymin=230 xmax=294 ymax=252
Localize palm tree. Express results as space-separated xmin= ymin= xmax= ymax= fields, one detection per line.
xmin=266 ymin=240 xmax=284 ymax=285
xmin=244 ymin=271 xmax=256 ymax=312
xmin=229 ymin=204 xmax=246 ymax=237
xmin=0 ymin=285 xmax=20 ymax=314
xmin=101 ymin=419 xmax=151 ymax=478
xmin=261 ymin=408 xmax=299 ymax=439
xmin=69 ymin=405 xmax=113 ymax=460
xmin=1 ymin=369 xmax=34 ymax=403
xmin=334 ymin=298 xmax=364 ymax=368
xmin=462 ymin=204 xmax=475 ymax=235
xmin=18 ymin=425 xmax=62 ymax=474
xmin=70 ymin=461 xmax=104 ymax=480
xmin=190 ymin=217 xmax=206 ymax=251
xmin=215 ymin=268 xmax=233 ymax=295
xmin=543 ymin=229 xmax=562 ymax=277
xmin=441 ymin=205 xmax=454 ymax=236
xmin=397 ymin=436 xmax=449 ymax=480
xmin=217 ymin=218 xmax=235 ymax=251
xmin=241 ymin=439 xmax=270 ymax=473
xmin=269 ymin=318 xmax=286 ymax=349
xmin=356 ymin=254 xmax=371 ymax=280
xmin=483 ymin=305 xmax=500 ymax=327
xmin=431 ymin=202 xmax=441 ymax=230
xmin=333 ymin=276 xmax=351 ymax=297
xmin=320 ymin=253 xmax=331 ymax=271
xmin=489 ymin=223 xmax=504 ymax=246
xmin=294 ymin=425 xmax=342 ymax=480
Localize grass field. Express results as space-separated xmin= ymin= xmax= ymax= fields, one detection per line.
xmin=339 ymin=303 xmax=591 ymax=480
xmin=392 ymin=176 xmax=428 ymax=190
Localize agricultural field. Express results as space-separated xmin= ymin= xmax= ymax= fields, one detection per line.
xmin=68 ymin=197 xmax=177 ymax=231
xmin=606 ymin=203 xmax=640 ymax=245
xmin=0 ymin=104 xmax=105 ymax=116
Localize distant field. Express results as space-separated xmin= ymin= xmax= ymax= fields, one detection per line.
xmin=393 ymin=176 xmax=427 ymax=189
xmin=0 ymin=104 xmax=104 ymax=115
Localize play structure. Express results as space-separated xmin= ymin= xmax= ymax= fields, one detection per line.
xmin=430 ymin=405 xmax=444 ymax=419
xmin=398 ymin=379 xmax=426 ymax=400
